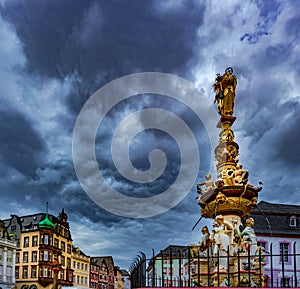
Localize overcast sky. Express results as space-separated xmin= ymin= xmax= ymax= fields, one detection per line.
xmin=0 ymin=0 xmax=299 ymax=269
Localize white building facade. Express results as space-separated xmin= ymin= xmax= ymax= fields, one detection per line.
xmin=0 ymin=220 xmax=18 ymax=289
xmin=251 ymin=201 xmax=300 ymax=288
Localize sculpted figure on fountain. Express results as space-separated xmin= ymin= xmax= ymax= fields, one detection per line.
xmin=210 ymin=215 xmax=233 ymax=270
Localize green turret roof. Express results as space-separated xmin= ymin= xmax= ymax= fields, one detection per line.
xmin=39 ymin=203 xmax=55 ymax=230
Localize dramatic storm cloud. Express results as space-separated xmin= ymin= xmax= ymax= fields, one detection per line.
xmin=0 ymin=0 xmax=299 ymax=268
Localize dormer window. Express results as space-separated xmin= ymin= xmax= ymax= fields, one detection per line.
xmin=290 ymin=216 xmax=297 ymax=227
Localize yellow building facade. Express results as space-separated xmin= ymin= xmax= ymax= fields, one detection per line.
xmin=72 ymin=246 xmax=90 ymax=288
xmin=4 ymin=208 xmax=73 ymax=289
xmin=114 ymin=267 xmax=125 ymax=289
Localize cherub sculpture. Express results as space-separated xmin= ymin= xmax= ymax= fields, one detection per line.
xmin=197 ymin=173 xmax=216 ymax=194
xmin=233 ymin=164 xmax=249 ymax=184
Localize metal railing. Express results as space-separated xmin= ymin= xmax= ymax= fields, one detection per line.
xmin=130 ymin=243 xmax=300 ymax=288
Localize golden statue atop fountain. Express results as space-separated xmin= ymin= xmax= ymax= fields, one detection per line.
xmin=213 ymin=67 xmax=237 ymax=117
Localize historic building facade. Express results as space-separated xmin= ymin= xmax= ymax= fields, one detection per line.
xmin=90 ymin=256 xmax=115 ymax=289
xmin=0 ymin=220 xmax=18 ymax=289
xmin=72 ymin=246 xmax=90 ymax=288
xmin=3 ymin=207 xmax=73 ymax=289
xmin=114 ymin=267 xmax=125 ymax=289
xmin=146 ymin=245 xmax=189 ymax=287
xmin=90 ymin=258 xmax=100 ymax=289
xmin=251 ymin=201 xmax=300 ymax=288
xmin=119 ymin=269 xmax=130 ymax=289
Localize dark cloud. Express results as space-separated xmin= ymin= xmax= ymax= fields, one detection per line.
xmin=0 ymin=0 xmax=89 ymax=77
xmin=285 ymin=13 xmax=300 ymax=42
xmin=0 ymin=107 xmax=45 ymax=176
xmin=259 ymin=100 xmax=300 ymax=167
xmin=95 ymin=94 xmax=211 ymax=200
xmin=251 ymin=43 xmax=293 ymax=70
xmin=1 ymin=0 xmax=206 ymax=115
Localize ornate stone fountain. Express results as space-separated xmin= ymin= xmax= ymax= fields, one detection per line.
xmin=191 ymin=68 xmax=265 ymax=287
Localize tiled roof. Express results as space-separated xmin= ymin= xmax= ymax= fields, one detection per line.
xmin=72 ymin=245 xmax=89 ymax=257
xmin=252 ymin=201 xmax=300 ymax=215
xmin=3 ymin=213 xmax=57 ymax=231
xmin=156 ymin=245 xmax=189 ymax=257
xmin=250 ymin=201 xmax=300 ymax=236
xmin=92 ymin=256 xmax=115 ymax=267
xmin=121 ymin=269 xmax=130 ymax=276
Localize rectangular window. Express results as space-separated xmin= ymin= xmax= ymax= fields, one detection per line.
xmin=11 ymin=225 xmax=16 ymax=232
xmin=23 ymin=236 xmax=29 ymax=248
xmin=73 ymin=261 xmax=76 ymax=268
xmin=281 ymin=277 xmax=290 ymax=287
xmin=32 ymin=251 xmax=37 ymax=262
xmin=60 ymin=270 xmax=64 ymax=280
xmin=43 ymin=267 xmax=48 ymax=277
xmin=23 ymin=252 xmax=28 ymax=263
xmin=61 ymin=255 xmax=65 ymax=266
xmin=77 ymin=262 xmax=80 ymax=269
xmin=15 ymin=266 xmax=19 ymax=279
xmin=54 ymin=238 xmax=59 ymax=248
xmin=16 ymin=252 xmax=20 ymax=263
xmin=257 ymin=241 xmax=266 ymax=249
xmin=44 ymin=251 xmax=49 ymax=261
xmin=31 ymin=265 xmax=37 ymax=278
xmin=290 ymin=217 xmax=297 ymax=227
xmin=7 ymin=250 xmax=13 ymax=263
xmin=280 ymin=243 xmax=289 ymax=263
xmin=61 ymin=241 xmax=65 ymax=252
xmin=32 ymin=235 xmax=38 ymax=246
xmin=40 ymin=234 xmax=50 ymax=245
xmin=22 ymin=266 xmax=28 ymax=278
xmin=67 ymin=257 xmax=71 ymax=268
xmin=67 ymin=244 xmax=71 ymax=254
xmin=85 ymin=264 xmax=87 ymax=271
